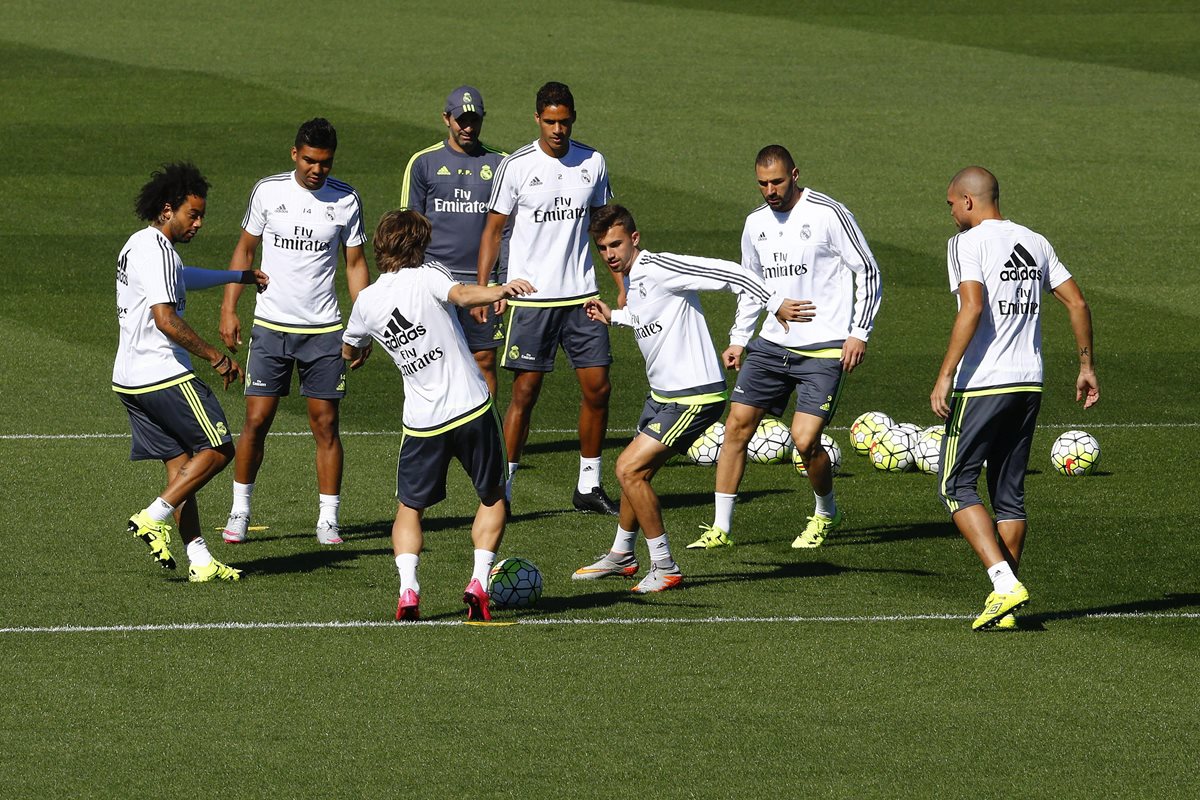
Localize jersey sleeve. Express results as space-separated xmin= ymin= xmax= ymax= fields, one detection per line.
xmin=947 ymin=233 xmax=984 ymax=292
xmin=342 ymin=294 xmax=373 ymax=348
xmin=139 ymin=241 xmax=181 ymax=307
xmin=826 ymin=205 xmax=881 ymax=341
xmin=401 ymin=152 xmax=428 ymax=214
xmin=341 ymin=193 xmax=367 ymax=247
xmin=241 ymin=181 xmax=268 ymax=236
xmin=654 ymin=253 xmax=782 ymax=313
xmin=1041 ymin=236 xmax=1073 ymax=292
xmin=591 ymin=154 xmax=614 ymax=208
xmin=487 ymin=154 xmax=520 ymax=216
xmin=730 ymin=224 xmax=766 ymax=346
xmin=424 ymin=263 xmax=459 ymax=303
xmin=181 ymin=266 xmax=242 ymax=290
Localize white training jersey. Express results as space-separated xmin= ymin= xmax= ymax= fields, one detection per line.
xmin=735 ymin=189 xmax=882 ymax=350
xmin=947 ymin=218 xmax=1072 ymax=392
xmin=610 ymin=250 xmax=782 ymax=401
xmin=487 ymin=140 xmax=612 ymax=305
xmin=241 ymin=171 xmax=366 ymax=331
xmin=113 ymin=227 xmax=193 ymax=392
xmin=342 ymin=263 xmax=490 ymax=434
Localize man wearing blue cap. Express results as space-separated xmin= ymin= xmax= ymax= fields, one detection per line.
xmin=401 ymin=85 xmax=509 ymax=395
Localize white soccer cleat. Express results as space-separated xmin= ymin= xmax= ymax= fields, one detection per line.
xmin=316 ymin=520 xmax=344 ymax=545
xmin=222 ymin=512 xmax=250 ymax=544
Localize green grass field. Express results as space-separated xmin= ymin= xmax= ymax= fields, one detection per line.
xmin=2 ymin=2 xmax=1199 ymax=797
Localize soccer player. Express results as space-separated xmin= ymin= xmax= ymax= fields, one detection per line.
xmin=477 ymin=81 xmax=624 ymax=516
xmin=219 ymin=118 xmax=370 ymax=546
xmin=574 ymin=206 xmax=814 ymax=592
xmin=341 ymin=209 xmax=536 ymax=621
xmin=690 ymin=145 xmax=882 ymax=551
xmin=931 ymin=166 xmax=1098 ymax=631
xmin=115 ymin=163 xmax=266 ymax=583
xmin=401 ymin=85 xmax=509 ymax=395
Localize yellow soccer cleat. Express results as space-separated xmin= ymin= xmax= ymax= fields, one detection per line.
xmin=972 ymin=582 xmax=1029 ymax=631
xmin=791 ymin=509 xmax=844 ymax=549
xmin=992 ymin=613 xmax=1018 ymax=630
xmin=128 ymin=511 xmax=176 ymax=570
xmin=188 ymin=558 xmax=242 ymax=583
xmin=687 ymin=524 xmax=732 ymax=550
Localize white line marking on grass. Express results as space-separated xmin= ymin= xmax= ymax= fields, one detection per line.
xmin=3 ymin=421 xmax=1197 ymax=441
xmin=2 ymin=610 xmax=1197 ymax=635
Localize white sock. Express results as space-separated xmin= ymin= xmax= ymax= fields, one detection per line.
xmin=987 ymin=561 xmax=1018 ymax=594
xmin=647 ymin=532 xmax=674 ymax=568
xmin=145 ymin=497 xmax=174 ymax=523
xmin=231 ymin=481 xmax=254 ymax=515
xmin=396 ymin=553 xmax=420 ymax=594
xmin=611 ymin=525 xmax=637 ymax=555
xmin=578 ymin=456 xmax=602 ymax=492
xmin=506 ymin=462 xmax=520 ymax=501
xmin=318 ymin=494 xmax=340 ymax=525
xmin=815 ymin=490 xmax=837 ymax=518
xmin=186 ymin=537 xmax=212 ymax=567
xmin=472 ymin=549 xmax=496 ymax=587
xmin=713 ymin=492 xmax=736 ymax=532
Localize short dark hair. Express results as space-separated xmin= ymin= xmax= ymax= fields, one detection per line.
xmin=536 ymin=81 xmax=575 ymax=115
xmin=755 ymin=144 xmax=795 ymax=173
xmin=589 ymin=204 xmax=637 ymax=240
xmin=134 ymin=162 xmax=209 ymax=221
xmin=296 ymin=117 xmax=338 ymax=151
xmin=373 ymin=210 xmax=432 ymax=272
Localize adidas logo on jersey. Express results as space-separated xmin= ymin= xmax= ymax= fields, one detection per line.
xmin=437 ymin=166 xmax=451 ymax=176
xmin=275 ymin=204 xmax=288 ymax=214
xmin=756 ymin=231 xmax=767 ymax=241
xmin=529 ymin=176 xmax=542 ymax=187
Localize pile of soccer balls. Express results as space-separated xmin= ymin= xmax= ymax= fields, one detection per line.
xmin=686 ymin=411 xmax=1100 ymax=478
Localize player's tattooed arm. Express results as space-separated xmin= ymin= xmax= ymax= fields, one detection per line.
xmin=152 ymin=303 xmax=243 ymax=389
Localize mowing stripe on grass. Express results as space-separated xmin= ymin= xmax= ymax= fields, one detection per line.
xmin=2 ymin=611 xmax=1197 ymax=635
xmin=2 ymin=421 xmax=1196 ymax=441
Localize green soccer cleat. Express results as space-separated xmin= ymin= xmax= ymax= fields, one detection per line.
xmin=128 ymin=511 xmax=176 ymax=570
xmin=572 ymin=551 xmax=639 ymax=580
xmin=791 ymin=509 xmax=844 ymax=549
xmin=686 ymin=524 xmax=732 ymax=550
xmin=188 ymin=558 xmax=242 ymax=583
xmin=972 ymin=582 xmax=1029 ymax=631
xmin=991 ymin=613 xmax=1018 ymax=631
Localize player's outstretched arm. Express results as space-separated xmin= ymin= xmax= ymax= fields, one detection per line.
xmin=930 ymin=280 xmax=984 ymax=419
xmin=151 ymin=303 xmax=243 ymax=390
xmin=473 ymin=211 xmax=510 ymax=323
xmin=584 ymin=298 xmax=612 ymax=325
xmin=183 ymin=267 xmax=268 ymax=292
xmin=1052 ymin=278 xmax=1098 ymax=408
xmin=220 ymin=230 xmax=262 ymax=351
xmin=450 ymin=279 xmax=536 ymax=309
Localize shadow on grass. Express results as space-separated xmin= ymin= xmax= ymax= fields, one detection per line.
xmin=1017 ymin=592 xmax=1200 ymax=631
xmin=830 ymin=520 xmax=961 ymax=546
xmin=522 ymin=436 xmax=630 ymax=456
xmin=658 ymin=488 xmax=789 ymax=511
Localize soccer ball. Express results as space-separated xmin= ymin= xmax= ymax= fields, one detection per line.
xmin=747 ymin=418 xmax=794 ymax=464
xmin=849 ymin=411 xmax=894 ymax=455
xmin=913 ymin=428 xmax=945 ymax=475
xmin=870 ymin=425 xmax=917 ymax=472
xmin=895 ymin=422 xmax=922 ymax=443
xmin=488 ymin=557 xmax=543 ymax=608
xmin=1051 ymin=430 xmax=1100 ymax=476
xmin=687 ymin=422 xmax=724 ymax=466
xmin=792 ymin=433 xmax=842 ymax=476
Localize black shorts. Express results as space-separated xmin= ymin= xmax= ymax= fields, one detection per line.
xmin=938 ymin=391 xmax=1041 ymax=520
xmin=454 ymin=304 xmax=505 ymax=352
xmin=119 ymin=377 xmax=233 ymax=461
xmin=246 ymin=324 xmax=346 ymax=399
xmin=731 ymin=338 xmax=844 ymax=420
xmin=501 ymin=303 xmax=612 ymax=373
xmin=637 ymin=396 xmax=727 ymax=455
xmin=396 ymin=402 xmax=507 ymax=509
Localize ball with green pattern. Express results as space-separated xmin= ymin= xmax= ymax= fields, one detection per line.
xmin=488 ymin=557 xmax=543 ymax=608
